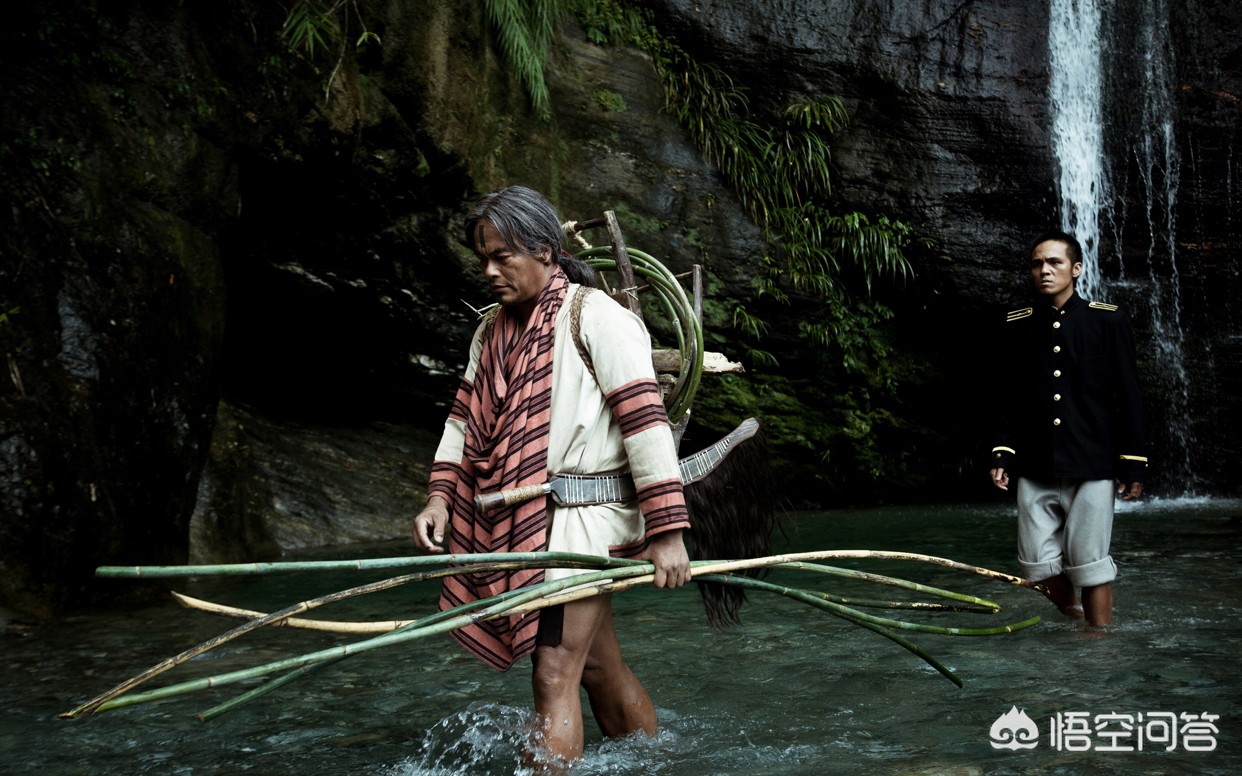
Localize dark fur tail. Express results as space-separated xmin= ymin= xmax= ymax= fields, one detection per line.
xmin=683 ymin=420 xmax=779 ymax=628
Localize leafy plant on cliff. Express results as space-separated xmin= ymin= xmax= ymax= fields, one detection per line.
xmin=282 ymin=1 xmax=380 ymax=54
xmin=568 ymin=2 xmax=929 ymax=494
xmin=483 ymin=0 xmax=560 ymax=121
xmin=281 ymin=1 xmax=380 ymax=98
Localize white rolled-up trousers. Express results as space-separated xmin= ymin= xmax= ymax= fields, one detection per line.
xmin=1015 ymin=477 xmax=1117 ymax=588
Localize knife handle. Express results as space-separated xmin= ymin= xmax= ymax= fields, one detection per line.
xmin=474 ymin=483 xmax=550 ymax=513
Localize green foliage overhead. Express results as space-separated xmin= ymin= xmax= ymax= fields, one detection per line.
xmin=280 ymin=1 xmax=380 ymax=100
xmin=281 ymin=1 xmax=381 ymax=58
xmin=282 ymin=0 xmax=336 ymax=57
xmin=483 ymin=0 xmax=560 ymax=121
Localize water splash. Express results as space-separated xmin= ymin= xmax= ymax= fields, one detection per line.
xmin=382 ymin=702 xmax=683 ymax=776
xmin=383 ymin=702 xmax=535 ymax=776
xmin=1049 ymin=0 xmax=1105 ymax=302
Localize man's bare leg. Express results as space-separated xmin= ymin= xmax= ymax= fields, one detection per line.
xmin=580 ymin=600 xmax=657 ymax=738
xmin=1037 ymin=572 xmax=1084 ymax=619
xmin=1082 ymin=582 xmax=1113 ymax=627
xmin=528 ymin=596 xmax=610 ymax=768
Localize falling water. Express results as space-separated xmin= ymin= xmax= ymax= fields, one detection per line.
xmin=1049 ymin=0 xmax=1105 ymax=302
xmin=1126 ymin=0 xmax=1194 ymax=492
xmin=1048 ymin=0 xmax=1195 ymax=493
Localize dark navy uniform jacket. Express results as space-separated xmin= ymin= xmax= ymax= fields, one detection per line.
xmin=991 ymin=292 xmax=1148 ymax=483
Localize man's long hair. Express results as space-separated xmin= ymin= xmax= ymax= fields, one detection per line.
xmin=464 ymin=185 xmax=596 ymax=287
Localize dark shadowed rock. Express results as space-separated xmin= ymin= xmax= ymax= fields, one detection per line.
xmin=189 ymin=401 xmax=437 ymax=563
xmin=0 ymin=0 xmax=1238 ymax=618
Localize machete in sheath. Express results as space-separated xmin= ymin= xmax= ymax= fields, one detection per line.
xmin=473 ymin=417 xmax=760 ymax=514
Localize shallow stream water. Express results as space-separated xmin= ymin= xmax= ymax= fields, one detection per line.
xmin=2 ymin=497 xmax=1238 ymax=774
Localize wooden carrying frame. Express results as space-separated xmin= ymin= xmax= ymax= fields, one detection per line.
xmin=562 ymin=211 xmax=743 ymax=446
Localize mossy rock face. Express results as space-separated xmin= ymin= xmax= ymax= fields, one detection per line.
xmin=2 ymin=0 xmax=1239 ymax=617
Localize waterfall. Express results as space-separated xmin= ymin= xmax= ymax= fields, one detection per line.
xmin=1049 ymin=0 xmax=1105 ymax=302
xmin=1128 ymin=0 xmax=1194 ymax=491
xmin=1048 ymin=0 xmax=1195 ymax=493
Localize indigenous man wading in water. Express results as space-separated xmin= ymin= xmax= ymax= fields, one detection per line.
xmin=412 ymin=186 xmax=691 ymax=769
xmin=989 ymin=230 xmax=1148 ymax=628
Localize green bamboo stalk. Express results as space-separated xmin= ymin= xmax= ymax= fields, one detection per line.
xmin=71 ymin=551 xmax=1039 ymax=716
xmin=62 ymin=558 xmax=620 ymax=718
xmin=801 ymin=600 xmax=966 ymax=688
xmin=196 ymin=592 xmax=494 ymax=722
xmin=700 ymin=574 xmax=1041 ymax=636
xmin=195 ymin=587 xmax=514 ymax=721
xmin=95 ymin=551 xmax=642 ymax=578
xmin=95 ymin=549 xmax=1039 ymax=590
xmin=704 ymin=573 xmax=995 ymax=613
xmin=809 ymin=596 xmax=992 ymax=612
xmin=80 ymin=565 xmax=660 ymax=714
xmin=500 ymin=571 xmax=974 ymax=686
xmin=770 ymin=561 xmax=1002 ymax=610
xmin=198 ymin=654 xmax=346 ymax=723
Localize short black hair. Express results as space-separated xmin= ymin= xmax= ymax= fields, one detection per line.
xmin=1029 ymin=230 xmax=1082 ymax=265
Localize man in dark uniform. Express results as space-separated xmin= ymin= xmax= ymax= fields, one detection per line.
xmin=989 ymin=230 xmax=1147 ymax=627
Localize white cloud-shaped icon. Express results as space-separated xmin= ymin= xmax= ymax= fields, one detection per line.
xmin=990 ymin=705 xmax=1040 ymax=750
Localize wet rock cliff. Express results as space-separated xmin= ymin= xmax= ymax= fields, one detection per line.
xmin=1 ymin=0 xmax=1238 ymax=619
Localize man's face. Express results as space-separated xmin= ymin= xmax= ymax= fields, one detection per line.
xmin=1030 ymin=239 xmax=1081 ymax=306
xmin=472 ymin=221 xmax=553 ymax=317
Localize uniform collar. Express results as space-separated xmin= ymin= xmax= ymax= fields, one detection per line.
xmin=1046 ymin=290 xmax=1083 ymax=315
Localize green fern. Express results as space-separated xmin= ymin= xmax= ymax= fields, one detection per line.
xmin=483 ymin=0 xmax=561 ymax=120
xmin=282 ymin=1 xmax=380 ymax=58
xmin=282 ymin=0 xmax=338 ymax=57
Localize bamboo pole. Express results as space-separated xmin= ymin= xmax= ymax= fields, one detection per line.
xmin=95 ymin=551 xmax=640 ymax=579
xmin=172 ymin=592 xmax=414 ymax=634
xmin=96 ymin=549 xmax=1039 ymax=588
xmin=769 ymin=561 xmax=1003 ymax=609
xmin=195 ymin=584 xmax=541 ymax=721
xmin=80 ymin=565 xmax=661 ymax=715
xmin=176 ymin=552 xmax=1006 ymax=634
xmin=201 ymin=564 xmax=1025 ymax=721
xmin=174 ymin=584 xmax=983 ymax=634
xmin=62 ymin=558 xmax=618 ymax=719
xmin=197 ymin=654 xmax=345 ymax=723
xmin=65 ymin=551 xmax=1041 ymax=718
xmin=700 ymin=575 xmax=1042 ymax=636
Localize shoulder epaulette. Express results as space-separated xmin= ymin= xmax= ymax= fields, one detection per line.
xmin=1088 ymin=301 xmax=1119 ymax=312
xmin=1005 ymin=307 xmax=1033 ymax=322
